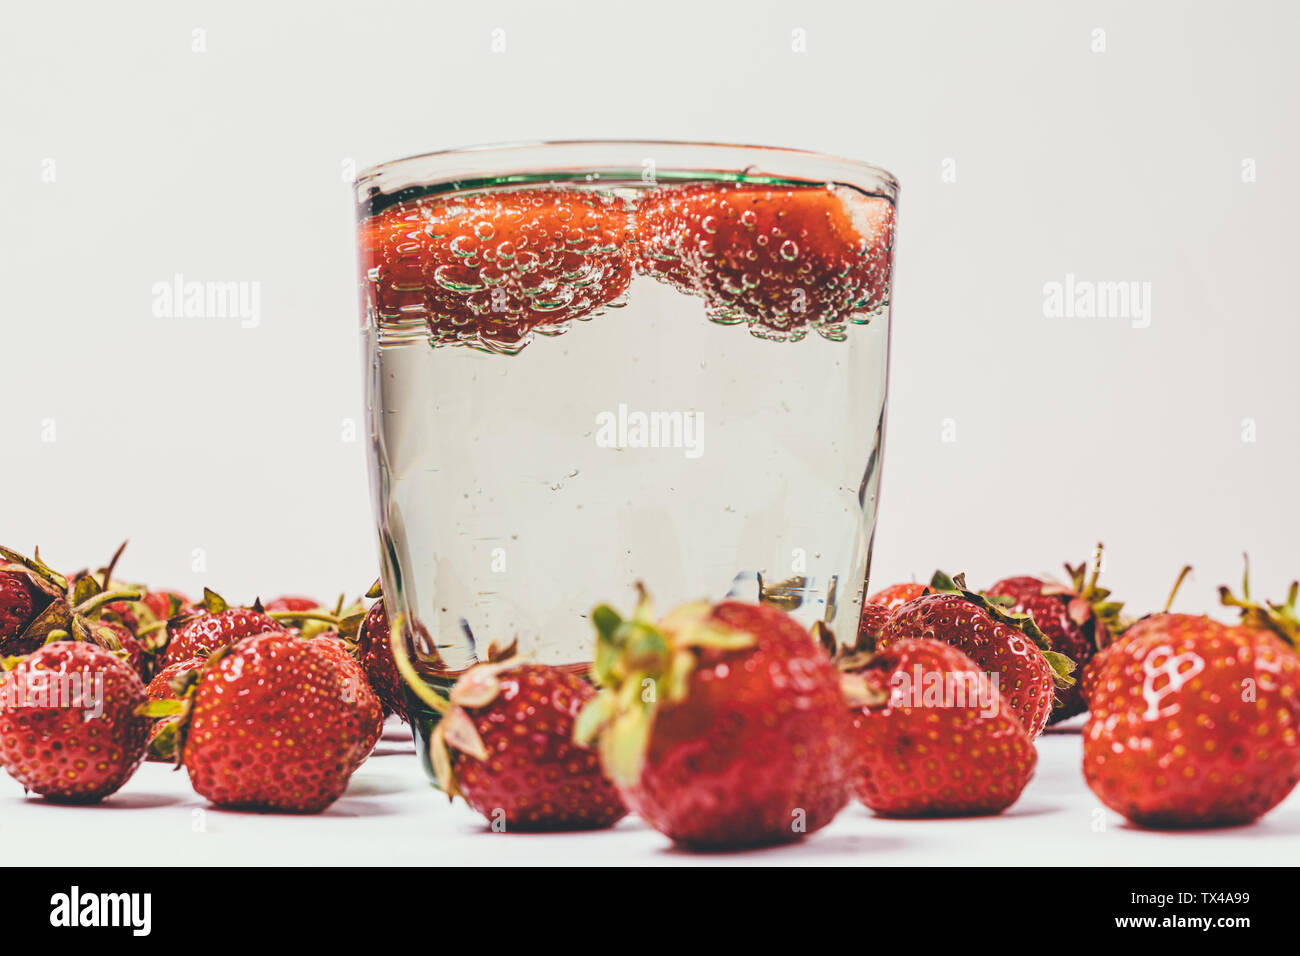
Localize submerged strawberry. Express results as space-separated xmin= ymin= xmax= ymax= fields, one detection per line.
xmin=427 ymin=651 xmax=626 ymax=831
xmin=634 ymin=182 xmax=894 ymax=341
xmin=879 ymin=573 xmax=1074 ymax=737
xmin=179 ymin=632 xmax=368 ymax=813
xmin=360 ymin=187 xmax=633 ymax=354
xmin=576 ymin=589 xmax=855 ymax=850
xmin=162 ymin=589 xmax=286 ymax=667
xmin=1084 ymin=569 xmax=1300 ymax=828
xmin=0 ymin=641 xmax=150 ymax=802
xmin=839 ymin=638 xmax=1037 ymax=817
xmin=987 ymin=545 xmax=1125 ymax=724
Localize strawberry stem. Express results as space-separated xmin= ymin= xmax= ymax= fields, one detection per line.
xmin=74 ymin=587 xmax=145 ymax=618
xmin=266 ymin=610 xmax=338 ymax=625
xmin=385 ymin=611 xmax=450 ymax=716
xmin=1163 ymin=565 xmax=1193 ymax=614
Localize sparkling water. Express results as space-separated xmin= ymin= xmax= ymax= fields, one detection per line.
xmin=357 ymin=169 xmax=896 ymax=723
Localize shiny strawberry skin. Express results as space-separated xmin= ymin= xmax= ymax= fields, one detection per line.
xmin=0 ymin=569 xmax=52 ymax=653
xmin=143 ymin=590 xmax=189 ymax=621
xmin=855 ymin=601 xmax=892 ymax=650
xmin=450 ymin=664 xmax=627 ymax=831
xmin=163 ymin=607 xmax=286 ymax=667
xmin=183 ymin=633 xmax=365 ymax=813
xmin=867 ymin=582 xmax=928 ymax=612
xmin=1084 ymin=614 xmax=1300 ymax=828
xmin=880 ymin=593 xmax=1057 ymax=737
xmin=146 ymin=658 xmax=201 ymax=701
xmin=360 ymin=187 xmax=632 ymax=353
xmin=1082 ymin=613 xmax=1173 ymax=703
xmin=987 ymin=575 xmax=1106 ymax=724
xmin=846 ymin=638 xmax=1036 ymax=816
xmin=634 ymin=183 xmax=894 ymax=341
xmin=357 ymin=599 xmax=406 ymax=721
xmin=0 ymin=641 xmax=150 ymax=802
xmin=309 ymin=636 xmax=385 ymax=771
xmin=628 ymin=602 xmax=854 ymax=849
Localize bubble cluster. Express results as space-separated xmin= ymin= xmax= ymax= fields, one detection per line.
xmin=633 ymin=182 xmax=895 ymax=343
xmin=360 ymin=187 xmax=633 ymax=354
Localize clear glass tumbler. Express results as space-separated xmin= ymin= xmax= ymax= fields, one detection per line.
xmin=355 ymin=141 xmax=898 ymax=768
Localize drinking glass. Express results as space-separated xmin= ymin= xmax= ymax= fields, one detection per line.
xmin=354 ymin=141 xmax=898 ymax=771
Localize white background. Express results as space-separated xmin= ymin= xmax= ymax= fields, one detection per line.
xmin=2 ymin=0 xmax=1297 ymax=618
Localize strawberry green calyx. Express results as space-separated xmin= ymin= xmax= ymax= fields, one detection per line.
xmin=1060 ymin=543 xmax=1127 ymax=644
xmin=1219 ymin=557 xmax=1300 ymax=649
xmin=267 ymin=598 xmax=368 ymax=643
xmin=1160 ymin=564 xmax=1194 ymax=615
xmin=199 ymin=588 xmax=230 ymax=615
xmin=0 ymin=545 xmax=68 ymax=599
xmin=929 ymin=571 xmax=1076 ymax=687
xmin=136 ymin=699 xmax=186 ymax=719
xmin=0 ymin=545 xmax=72 ymax=651
xmin=574 ymin=586 xmax=755 ymax=787
xmin=427 ymin=657 xmax=522 ymax=800
xmin=836 ymin=654 xmax=891 ymax=709
xmin=73 ymin=586 xmax=145 ymax=620
xmin=18 ymin=572 xmax=144 ymax=649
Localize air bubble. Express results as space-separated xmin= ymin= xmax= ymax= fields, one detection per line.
xmin=779 ymin=241 xmax=799 ymax=261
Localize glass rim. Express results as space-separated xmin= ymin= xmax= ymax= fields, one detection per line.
xmin=355 ymin=139 xmax=899 ymax=209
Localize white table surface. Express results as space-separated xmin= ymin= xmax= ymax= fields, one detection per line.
xmin=3 ymin=717 xmax=1294 ymax=866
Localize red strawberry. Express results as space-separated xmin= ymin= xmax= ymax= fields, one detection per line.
xmin=0 ymin=571 xmax=53 ymax=649
xmin=576 ymin=591 xmax=855 ymax=849
xmin=867 ymin=582 xmax=928 ymax=612
xmin=180 ymin=632 xmax=368 ymax=813
xmin=854 ymin=601 xmax=893 ymax=651
xmin=987 ymin=545 xmax=1126 ymax=724
xmin=162 ymin=589 xmax=286 ymax=667
xmin=264 ymin=596 xmax=322 ymax=614
xmin=849 ymin=581 xmax=928 ymax=652
xmin=309 ymin=635 xmax=385 ymax=771
xmin=879 ymin=573 xmax=1074 ymax=737
xmin=0 ymin=641 xmax=150 ymax=802
xmin=143 ymin=657 xmax=203 ymax=761
xmin=633 ymin=182 xmax=894 ymax=341
xmin=839 ymin=638 xmax=1037 ymax=816
xmin=427 ymin=656 xmax=627 ymax=831
xmin=0 ymin=546 xmax=67 ymax=655
xmin=357 ymin=597 xmax=406 ymax=722
xmin=360 ymin=187 xmax=633 ymax=354
xmin=144 ymin=590 xmax=190 ymax=621
xmin=1084 ymin=576 xmax=1300 ymax=828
